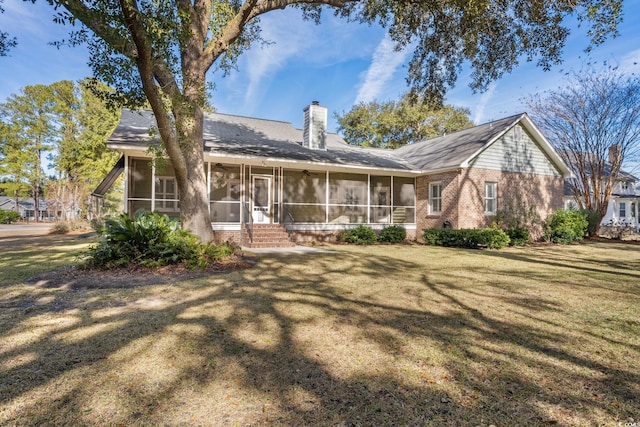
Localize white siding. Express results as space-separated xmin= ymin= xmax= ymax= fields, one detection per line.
xmin=469 ymin=125 xmax=562 ymax=176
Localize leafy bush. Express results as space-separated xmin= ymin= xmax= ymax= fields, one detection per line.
xmin=84 ymin=210 xmax=233 ymax=269
xmin=339 ymin=225 xmax=377 ymax=245
xmin=0 ymin=210 xmax=20 ymax=224
xmin=579 ymin=209 xmax=600 ymax=237
xmin=51 ymin=222 xmax=70 ymax=234
xmin=50 ymin=220 xmax=91 ymax=234
xmin=378 ymin=225 xmax=407 ymax=243
xmin=544 ymin=209 xmax=588 ymax=244
xmin=423 ymin=228 xmax=510 ymax=249
xmin=90 ymin=217 xmax=105 ymax=232
xmin=494 ymin=197 xmax=540 ymax=230
xmin=505 ymin=227 xmax=530 ymax=246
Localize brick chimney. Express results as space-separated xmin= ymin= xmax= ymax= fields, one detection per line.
xmin=303 ymin=101 xmax=327 ymax=150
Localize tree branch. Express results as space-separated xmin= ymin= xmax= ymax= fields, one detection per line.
xmin=58 ymin=0 xmax=138 ymax=58
xmin=201 ymin=0 xmax=353 ymax=69
xmin=118 ymin=0 xmax=186 ymax=175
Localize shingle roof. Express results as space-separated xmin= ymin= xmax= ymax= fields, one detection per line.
xmin=108 ymin=110 xmax=553 ymax=174
xmin=395 ymin=114 xmax=522 ymax=170
xmin=110 ymin=110 xmax=416 ymax=171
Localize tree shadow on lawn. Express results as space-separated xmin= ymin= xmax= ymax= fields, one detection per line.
xmin=0 ymin=248 xmax=638 ymax=425
xmin=478 ymin=242 xmax=640 ymax=296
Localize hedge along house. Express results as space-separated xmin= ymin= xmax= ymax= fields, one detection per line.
xmin=95 ymin=104 xmax=571 ymax=247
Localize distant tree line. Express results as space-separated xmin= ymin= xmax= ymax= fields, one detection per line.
xmin=0 ymin=79 xmax=121 ymax=221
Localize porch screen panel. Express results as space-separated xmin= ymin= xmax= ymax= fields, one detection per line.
xmin=129 ymin=200 xmax=152 ymax=214
xmin=154 ymin=161 xmax=180 ymax=218
xmin=370 ymin=176 xmax=391 ymax=223
xmin=392 ymin=177 xmax=416 ymax=224
xmin=129 ymin=158 xmax=153 ymax=199
xmin=328 ymin=172 xmax=367 ymax=224
xmin=210 ymin=165 xmax=241 ymax=223
xmin=282 ymin=169 xmax=326 ymax=222
xmin=128 ymin=158 xmax=152 ymax=214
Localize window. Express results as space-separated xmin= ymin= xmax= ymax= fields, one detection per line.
xmin=155 ymin=176 xmax=179 ymax=212
xmin=619 ymin=202 xmax=627 ymax=218
xmin=485 ymin=182 xmax=497 ymax=215
xmin=565 ymin=200 xmax=579 ymax=211
xmin=429 ymin=183 xmax=442 ymax=214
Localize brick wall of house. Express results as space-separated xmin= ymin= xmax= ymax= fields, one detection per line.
xmin=417 ymin=168 xmax=564 ymax=240
xmin=213 ymin=230 xmax=242 ymax=246
xmin=417 ymin=171 xmax=460 ymax=234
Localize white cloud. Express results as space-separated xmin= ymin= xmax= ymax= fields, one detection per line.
xmin=238 ymin=11 xmax=376 ymax=112
xmin=619 ymin=48 xmax=640 ymax=73
xmin=354 ymin=35 xmax=411 ymax=104
xmin=241 ymin=14 xmax=312 ymax=110
xmin=472 ymin=83 xmax=498 ymax=125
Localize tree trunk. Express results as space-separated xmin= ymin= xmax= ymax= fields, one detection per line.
xmin=174 ymin=107 xmax=215 ymax=243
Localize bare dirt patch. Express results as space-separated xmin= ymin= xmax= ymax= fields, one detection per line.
xmin=24 ymin=255 xmax=259 ymax=290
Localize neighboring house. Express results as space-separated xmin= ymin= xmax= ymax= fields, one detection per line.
xmin=0 ymin=196 xmax=57 ymax=221
xmin=563 ymin=156 xmax=640 ymax=232
xmin=95 ymin=104 xmax=571 ymax=247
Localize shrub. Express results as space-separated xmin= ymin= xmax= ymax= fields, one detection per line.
xmin=544 ymin=209 xmax=588 ymax=244
xmin=378 ymin=225 xmax=407 ymax=243
xmin=84 ymin=210 xmax=232 ymax=269
xmin=423 ymin=228 xmax=510 ymax=249
xmin=0 ymin=210 xmax=20 ymax=224
xmin=579 ymin=209 xmax=600 ymax=237
xmin=90 ymin=217 xmax=105 ymax=232
xmin=505 ymin=227 xmax=530 ymax=246
xmin=494 ymin=197 xmax=540 ymax=230
xmin=50 ymin=220 xmax=91 ymax=234
xmin=50 ymin=222 xmax=70 ymax=234
xmin=339 ymin=225 xmax=377 ymax=245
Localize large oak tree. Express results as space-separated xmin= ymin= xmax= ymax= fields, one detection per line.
xmin=40 ymin=0 xmax=622 ymax=241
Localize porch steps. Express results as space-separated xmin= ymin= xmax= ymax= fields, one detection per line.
xmin=392 ymin=207 xmax=406 ymax=223
xmin=242 ymin=224 xmax=296 ymax=248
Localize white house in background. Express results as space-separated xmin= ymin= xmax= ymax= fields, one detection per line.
xmin=0 ymin=196 xmax=57 ymax=221
xmin=601 ymin=177 xmax=639 ymax=229
xmin=564 ymin=162 xmax=640 ymax=232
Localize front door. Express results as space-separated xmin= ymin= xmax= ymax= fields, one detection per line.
xmin=252 ymin=176 xmax=271 ymax=224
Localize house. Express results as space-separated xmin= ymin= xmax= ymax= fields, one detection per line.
xmin=95 ymin=104 xmax=571 ymax=247
xmin=0 ymin=196 xmax=57 ymax=221
xmin=563 ymin=159 xmax=640 ymax=233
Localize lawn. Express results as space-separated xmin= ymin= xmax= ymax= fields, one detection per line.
xmin=0 ymin=235 xmax=638 ymax=426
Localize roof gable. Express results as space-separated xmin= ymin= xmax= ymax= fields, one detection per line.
xmin=395 ymin=114 xmax=522 ymax=171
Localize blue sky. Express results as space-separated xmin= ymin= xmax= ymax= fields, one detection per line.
xmin=1 ymin=0 xmax=639 ymax=135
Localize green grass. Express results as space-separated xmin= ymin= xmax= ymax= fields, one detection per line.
xmin=0 ymin=236 xmax=638 ymax=426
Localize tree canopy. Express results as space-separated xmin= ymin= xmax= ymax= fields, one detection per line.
xmin=0 ymin=0 xmax=16 ymax=57
xmin=337 ymin=96 xmax=473 ymax=149
xmin=0 ymin=80 xmax=120 ymax=220
xmin=526 ymin=68 xmax=640 ymax=230
xmin=34 ymin=0 xmax=623 ymax=241
xmin=0 ymin=83 xmax=67 ymax=220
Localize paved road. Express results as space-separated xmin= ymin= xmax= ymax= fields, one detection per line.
xmin=0 ymin=223 xmax=53 ymax=238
